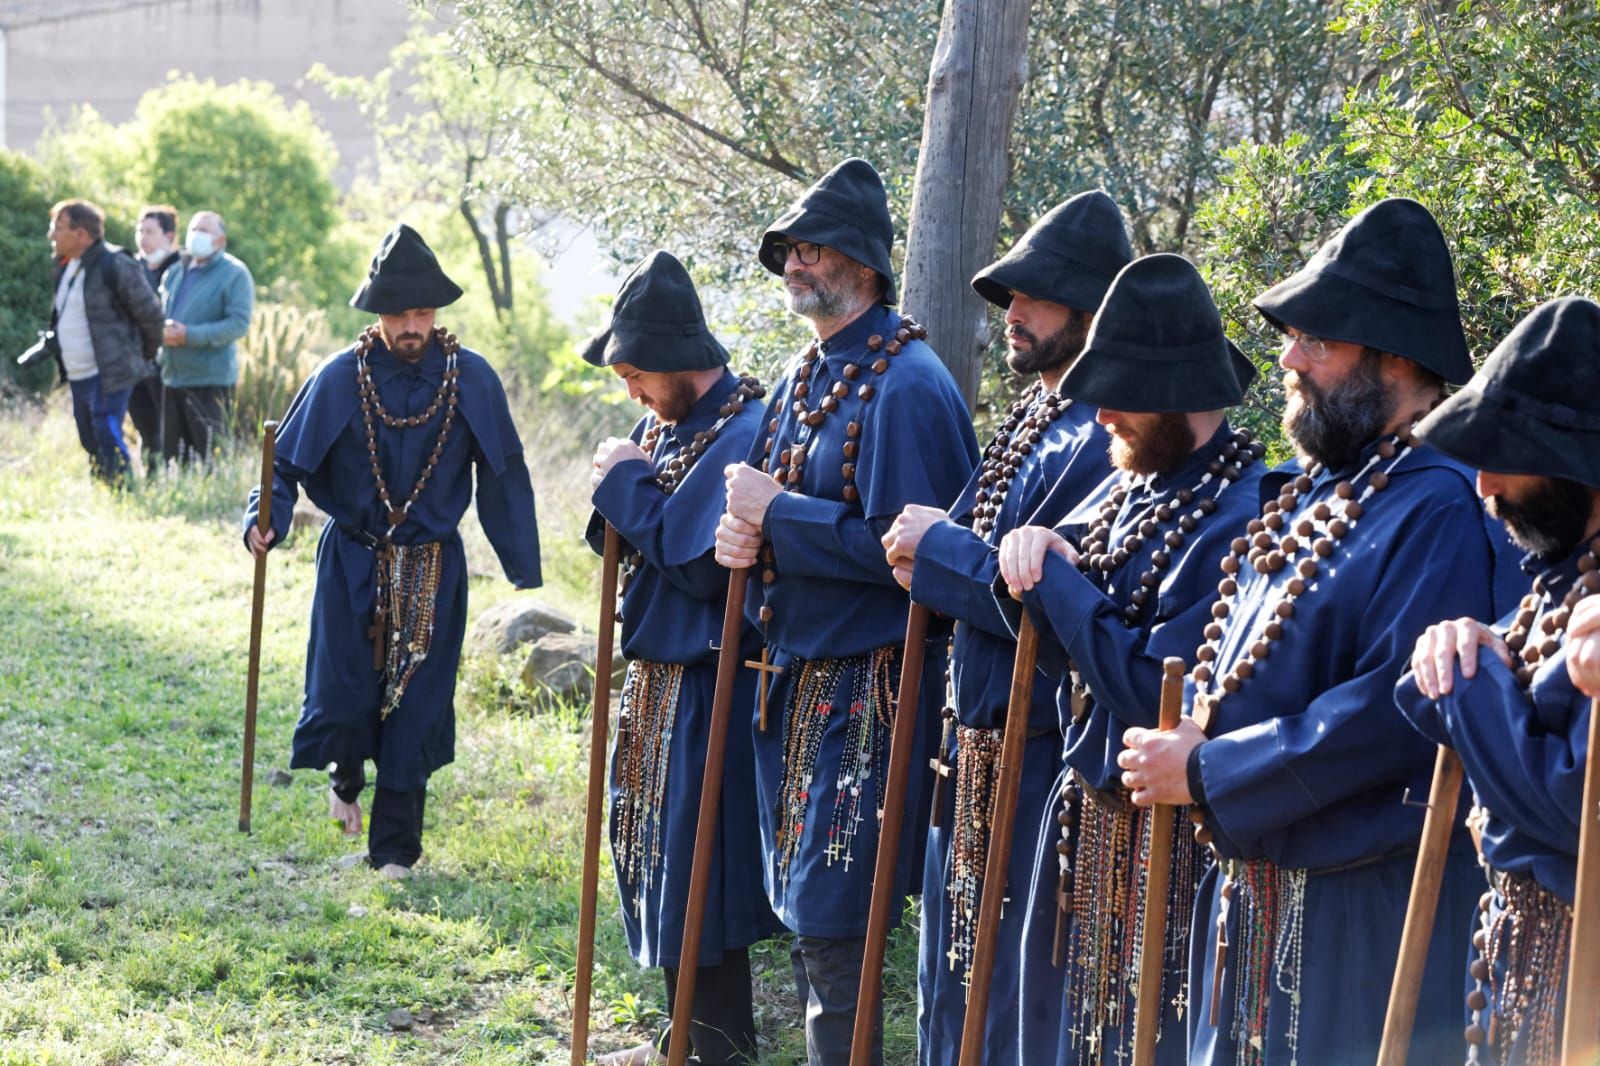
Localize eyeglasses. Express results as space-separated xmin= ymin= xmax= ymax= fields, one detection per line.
xmin=774 ymin=240 xmax=824 ymax=266
xmin=1282 ymin=328 xmax=1332 ymax=362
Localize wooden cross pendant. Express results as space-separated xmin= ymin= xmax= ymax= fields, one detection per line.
xmin=928 ymin=710 xmax=956 ymax=829
xmin=744 ymin=644 xmax=784 ymax=732
xmin=367 ymin=608 xmax=388 ymax=671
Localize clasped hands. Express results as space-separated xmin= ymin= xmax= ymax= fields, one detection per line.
xmin=714 ymin=463 xmax=783 ymax=568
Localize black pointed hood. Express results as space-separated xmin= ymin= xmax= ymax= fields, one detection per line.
xmin=581 ymin=250 xmax=729 ymax=372
xmin=758 ymin=158 xmax=898 ymax=304
xmin=971 ymin=190 xmax=1133 ymax=312
xmin=350 ymin=223 xmax=463 ymax=314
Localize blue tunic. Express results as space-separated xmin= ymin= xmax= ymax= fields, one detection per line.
xmin=244 ymin=335 xmax=541 ymax=792
xmin=1396 ymin=544 xmax=1592 ymax=1063
xmin=1017 ymin=422 xmax=1266 ymax=1066
xmin=742 ymin=303 xmax=979 ymax=938
xmin=907 ymin=392 xmax=1111 ymax=1066
xmin=1185 ymin=441 xmax=1493 ymax=1066
xmin=586 ymin=370 xmax=783 ymax=968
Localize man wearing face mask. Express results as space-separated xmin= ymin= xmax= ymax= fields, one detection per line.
xmin=159 ymin=210 xmax=255 ymax=462
xmin=243 ymin=224 xmax=540 ymax=877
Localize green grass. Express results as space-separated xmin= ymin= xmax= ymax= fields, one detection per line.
xmin=0 ymin=395 xmax=920 ymax=1063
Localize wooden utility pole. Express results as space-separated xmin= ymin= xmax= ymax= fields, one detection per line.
xmin=902 ymin=0 xmax=1034 ymax=410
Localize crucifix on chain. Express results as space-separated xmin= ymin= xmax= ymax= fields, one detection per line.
xmin=744 ymin=644 xmax=784 ymax=731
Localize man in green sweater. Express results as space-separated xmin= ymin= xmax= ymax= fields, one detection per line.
xmin=158 ymin=210 xmax=255 ymax=463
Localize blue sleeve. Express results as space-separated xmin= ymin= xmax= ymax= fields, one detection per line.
xmin=909 ymin=519 xmax=1017 ymax=638
xmin=184 ymin=263 xmax=255 ymax=348
xmin=1195 ymin=496 xmax=1494 ymax=852
xmin=473 ymin=441 xmax=541 ymax=589
xmin=1022 ymin=551 xmax=1215 ymax=730
xmin=764 ymin=491 xmax=902 ymax=585
xmin=1431 ymin=658 xmax=1587 ymax=855
xmin=593 ymin=460 xmax=727 ymax=601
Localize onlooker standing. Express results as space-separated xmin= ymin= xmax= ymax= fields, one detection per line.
xmin=159 ymin=210 xmax=254 ymax=463
xmin=45 ymin=198 xmax=164 ymax=484
xmin=128 ymin=204 xmax=182 ymax=466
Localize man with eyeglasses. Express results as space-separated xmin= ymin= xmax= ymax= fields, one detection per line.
xmin=1116 ymin=198 xmax=1496 ymax=1063
xmin=876 ymin=190 xmax=1133 ymax=1065
xmin=714 ymin=157 xmax=979 ymax=1064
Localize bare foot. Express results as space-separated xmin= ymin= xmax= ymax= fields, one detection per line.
xmin=329 ymin=790 xmax=363 ymax=837
xmin=378 ymin=863 xmax=412 ymax=880
xmin=597 ymin=1044 xmax=663 ymax=1066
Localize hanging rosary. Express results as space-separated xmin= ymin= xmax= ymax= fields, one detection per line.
xmin=354 ymin=323 xmax=459 ymax=718
xmin=972 ymin=381 xmax=1072 ymax=540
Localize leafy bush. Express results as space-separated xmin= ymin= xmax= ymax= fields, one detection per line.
xmin=0 ymin=153 xmax=60 ymax=395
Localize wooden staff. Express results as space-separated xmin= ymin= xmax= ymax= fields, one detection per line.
xmin=1561 ymin=696 xmax=1600 ymax=1064
xmin=571 ymin=524 xmax=621 ymax=1066
xmin=852 ymin=603 xmax=933 ymax=1061
xmin=1130 ymin=658 xmax=1199 ymax=1064
xmin=1376 ymin=744 xmax=1464 ymax=1066
xmin=239 ymin=420 xmax=278 ymax=834
xmin=956 ymin=614 xmax=1040 ymax=1064
xmin=666 ymin=566 xmax=752 ymax=1066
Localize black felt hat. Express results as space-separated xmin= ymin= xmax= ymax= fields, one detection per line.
xmin=1416 ymin=297 xmax=1600 ymax=488
xmin=581 ymin=251 xmax=729 ymax=372
xmin=971 ymin=190 xmax=1134 ymax=312
xmin=758 ymin=158 xmax=898 ymax=304
xmin=1061 ymin=254 xmax=1256 ymax=413
xmin=350 ymin=223 xmax=463 ymax=314
xmin=1252 ymin=197 xmax=1471 ymax=384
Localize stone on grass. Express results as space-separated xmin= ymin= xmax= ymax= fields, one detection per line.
xmin=467 ymin=598 xmax=578 ymax=657
xmin=520 ymin=631 xmax=624 ymax=706
xmin=386 ymin=1008 xmax=413 ymax=1031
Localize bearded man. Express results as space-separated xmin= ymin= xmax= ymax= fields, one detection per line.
xmin=877 ymin=190 xmax=1133 ymax=1064
xmin=1117 ymin=198 xmax=1495 ymax=1064
xmin=585 ymin=252 xmax=781 ymax=1065
xmin=714 ymin=158 xmax=979 ymax=1065
xmin=1398 ymin=296 xmax=1600 ymax=1066
xmin=245 ymin=224 xmax=540 ymax=877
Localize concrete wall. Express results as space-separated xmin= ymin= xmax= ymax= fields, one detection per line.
xmin=2 ymin=0 xmax=411 ymax=187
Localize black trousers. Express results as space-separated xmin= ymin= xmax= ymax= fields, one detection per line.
xmin=651 ymin=947 xmax=759 ymax=1064
xmin=126 ymin=375 xmax=163 ymax=466
xmin=791 ymin=934 xmax=881 ymax=1066
xmin=330 ymin=761 xmax=426 ymax=869
xmin=161 ymin=383 xmax=232 ymax=464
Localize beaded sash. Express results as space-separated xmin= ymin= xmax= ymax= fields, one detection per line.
xmin=775 ymin=646 xmax=899 ymax=887
xmin=613 ymin=660 xmax=685 ymax=902
xmin=1063 ymin=784 xmax=1205 ymax=1064
xmin=1216 ymin=859 xmax=1308 ymax=1066
xmin=946 ymin=724 xmax=1004 ymax=982
xmin=374 ymin=541 xmax=443 ymax=719
xmin=1466 ymin=871 xmax=1571 ymax=1066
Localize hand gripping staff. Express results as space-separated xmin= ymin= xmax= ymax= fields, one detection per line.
xmin=1376 ymin=744 xmax=1464 ymax=1065
xmin=852 ymin=603 xmax=933 ymax=1062
xmin=239 ymin=420 xmax=278 ymax=834
xmin=665 ymin=564 xmax=752 ymax=1065
xmin=1561 ymin=696 xmax=1600 ymax=1064
xmin=957 ymin=614 xmax=1042 ymax=1064
xmin=571 ymin=524 xmax=621 ymax=1065
xmin=1129 ymin=658 xmax=1194 ymax=1066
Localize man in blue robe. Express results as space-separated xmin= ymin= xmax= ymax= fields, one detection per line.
xmin=1397 ymin=296 xmax=1600 ymax=1066
xmin=876 ymin=190 xmax=1133 ymax=1064
xmin=245 ymin=224 xmax=540 ymax=877
xmin=990 ymin=254 xmax=1267 ymax=1066
xmin=585 ymin=252 xmax=782 ymax=1065
xmin=1117 ymin=198 xmax=1494 ymax=1064
xmin=713 ymin=158 xmax=980 ymax=1064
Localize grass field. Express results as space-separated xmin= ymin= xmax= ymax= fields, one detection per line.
xmin=0 ymin=392 xmax=919 ymax=1064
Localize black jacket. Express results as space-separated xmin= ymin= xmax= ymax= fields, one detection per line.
xmin=51 ymin=241 xmax=165 ymax=393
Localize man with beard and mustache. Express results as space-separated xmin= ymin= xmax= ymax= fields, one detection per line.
xmin=584 ymin=252 xmax=781 ymax=1065
xmin=714 ymin=158 xmax=979 ymax=1064
xmin=988 ymin=254 xmax=1266 ymax=1066
xmin=875 ymin=190 xmax=1133 ymax=1065
xmin=1114 ymin=198 xmax=1495 ymax=1065
xmin=1396 ymin=296 xmax=1600 ymax=1066
xmin=244 ymin=224 xmax=540 ymax=877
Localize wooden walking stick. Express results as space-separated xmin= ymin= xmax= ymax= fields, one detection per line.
xmin=1376 ymin=744 xmax=1464 ymax=1066
xmin=957 ymin=614 xmax=1041 ymax=1065
xmin=1561 ymin=696 xmax=1600 ymax=1064
xmin=852 ymin=603 xmax=933 ymax=1062
xmin=239 ymin=420 xmax=278 ymax=834
xmin=571 ymin=524 xmax=622 ymax=1066
xmin=1129 ymin=659 xmax=1188 ymax=1065
xmin=666 ymin=566 xmax=752 ymax=1066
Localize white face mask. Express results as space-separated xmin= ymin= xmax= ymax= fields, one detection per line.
xmin=188 ymin=230 xmax=216 ymax=259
